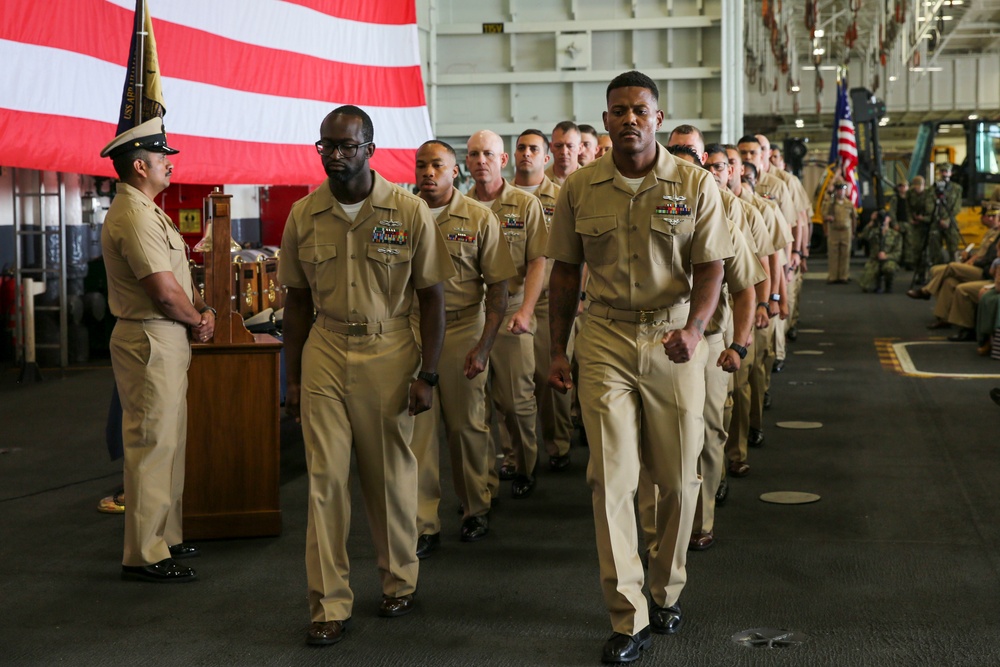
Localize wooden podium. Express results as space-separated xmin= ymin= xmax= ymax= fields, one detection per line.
xmin=184 ymin=190 xmax=283 ymax=539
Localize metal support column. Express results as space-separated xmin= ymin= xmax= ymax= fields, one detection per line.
xmin=12 ymin=169 xmax=68 ymax=377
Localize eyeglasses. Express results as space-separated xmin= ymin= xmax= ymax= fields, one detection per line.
xmin=314 ymin=141 xmax=372 ymax=157
xmin=706 ymin=161 xmax=729 ymax=172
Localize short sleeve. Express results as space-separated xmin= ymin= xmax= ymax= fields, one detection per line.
xmin=277 ymin=207 xmax=310 ymax=289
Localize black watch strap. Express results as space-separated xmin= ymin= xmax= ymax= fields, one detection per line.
xmin=417 ymin=371 xmax=439 ymax=387
xmin=729 ymin=343 xmax=748 ymax=360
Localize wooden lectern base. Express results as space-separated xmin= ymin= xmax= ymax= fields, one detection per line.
xmin=183 ymin=334 xmax=283 ymax=539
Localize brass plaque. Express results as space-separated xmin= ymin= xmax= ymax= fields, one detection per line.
xmin=482 ymin=22 xmax=504 ymax=33
xmin=179 ymin=209 xmax=201 ymax=234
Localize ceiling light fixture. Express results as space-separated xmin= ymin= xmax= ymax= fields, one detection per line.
xmin=814 ymin=29 xmax=825 ymax=37
xmin=813 ymin=48 xmax=826 ymax=55
xmin=791 ymin=85 xmax=801 ymax=92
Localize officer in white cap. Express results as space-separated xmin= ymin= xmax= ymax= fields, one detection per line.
xmin=101 ymin=116 xmax=217 ymax=582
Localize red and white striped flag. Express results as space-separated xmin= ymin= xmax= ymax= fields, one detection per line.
xmin=0 ymin=0 xmax=432 ymax=185
xmin=829 ymin=77 xmax=860 ymax=207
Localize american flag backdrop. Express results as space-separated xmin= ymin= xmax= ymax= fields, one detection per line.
xmin=828 ymin=76 xmax=860 ymax=207
xmin=0 ymin=0 xmax=432 ymax=185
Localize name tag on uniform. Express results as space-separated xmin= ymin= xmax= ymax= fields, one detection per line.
xmin=372 ymin=225 xmax=408 ymax=245
xmin=503 ymin=214 xmax=524 ymax=229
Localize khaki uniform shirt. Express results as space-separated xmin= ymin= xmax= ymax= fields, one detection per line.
xmin=467 ymin=180 xmax=548 ymax=303
xmin=435 ymin=188 xmax=518 ymax=311
xmin=737 ymin=185 xmax=793 ymax=254
xmin=758 ymin=172 xmax=799 ymax=236
xmin=823 ymin=198 xmax=857 ymax=231
xmin=707 ymin=219 xmax=767 ymax=334
xmin=544 ymin=164 xmax=573 ymax=187
xmin=517 ymin=175 xmax=561 ymax=288
xmin=547 ymin=144 xmax=734 ymax=309
xmin=772 ymin=168 xmax=812 ymax=223
xmin=102 ymin=182 xmax=193 ymax=320
xmin=721 ymin=189 xmax=773 ymax=258
xmin=279 ymin=172 xmax=455 ymax=322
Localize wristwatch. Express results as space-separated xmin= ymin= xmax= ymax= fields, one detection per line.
xmin=417 ymin=370 xmax=439 ymax=387
xmin=199 ymin=306 xmax=217 ymax=316
xmin=756 ymin=302 xmax=770 ymax=310
xmin=770 ymin=293 xmax=781 ymax=302
xmin=728 ymin=343 xmax=748 ymax=359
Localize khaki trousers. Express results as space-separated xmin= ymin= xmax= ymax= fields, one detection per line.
xmin=111 ymin=319 xmax=190 ymax=567
xmin=931 ymin=263 xmax=986 ymax=321
xmin=692 ymin=333 xmax=729 ymax=534
xmin=487 ymin=305 xmax=538 ymax=479
xmin=412 ymin=309 xmax=492 ymax=536
xmin=790 ymin=266 xmax=803 ymax=327
xmin=725 ymin=329 xmax=755 ymax=465
xmin=749 ymin=318 xmax=775 ymax=432
xmin=301 ymin=325 xmax=420 ymax=622
xmin=578 ymin=311 xmax=706 ymax=636
xmin=533 ymin=295 xmax=574 ymax=458
xmin=949 ymin=280 xmax=991 ymax=329
xmin=827 ymin=228 xmax=852 ymax=282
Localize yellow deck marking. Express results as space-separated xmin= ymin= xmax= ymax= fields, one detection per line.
xmin=877 ymin=338 xmax=1000 ymax=378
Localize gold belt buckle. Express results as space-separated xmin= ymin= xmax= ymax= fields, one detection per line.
xmin=638 ymin=310 xmax=655 ymax=324
xmin=346 ymin=322 xmax=369 ymax=336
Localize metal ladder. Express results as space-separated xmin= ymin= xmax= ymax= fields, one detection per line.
xmin=12 ymin=169 xmax=68 ymax=371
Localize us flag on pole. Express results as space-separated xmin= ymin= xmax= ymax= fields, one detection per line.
xmin=0 ymin=0 xmax=432 ymax=185
xmin=828 ymin=76 xmax=860 ymax=207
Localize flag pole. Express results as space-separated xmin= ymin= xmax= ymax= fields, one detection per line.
xmin=135 ymin=0 xmax=147 ymax=126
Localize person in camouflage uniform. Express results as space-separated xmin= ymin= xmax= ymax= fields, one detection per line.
xmin=859 ymin=211 xmax=903 ymax=293
xmin=925 ymin=162 xmax=964 ymax=266
xmin=908 ymin=175 xmax=932 ymax=282
xmin=886 ymin=181 xmax=911 ymax=268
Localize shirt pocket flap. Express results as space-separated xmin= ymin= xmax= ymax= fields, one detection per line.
xmin=300 ymin=244 xmax=337 ymax=264
xmin=650 ymin=215 xmax=695 ymax=236
xmin=367 ymin=244 xmax=412 ymax=265
xmin=576 ymin=215 xmax=617 ymax=237
xmin=446 ymin=240 xmax=478 ymax=259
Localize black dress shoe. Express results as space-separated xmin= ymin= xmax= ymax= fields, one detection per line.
xmin=378 ymin=594 xmax=415 ymax=617
xmin=715 ymin=477 xmax=729 ymax=506
xmin=688 ymin=532 xmax=714 ymax=551
xmin=786 ymin=326 xmax=798 ymax=341
xmin=947 ymin=328 xmax=975 ymax=342
xmin=460 ymin=514 xmax=489 ymax=542
xmin=763 ymin=391 xmax=772 ymax=410
xmin=168 ymin=543 xmax=200 ymax=559
xmin=991 ymin=387 xmax=1000 ymax=407
xmin=601 ymin=627 xmax=652 ymax=664
xmin=121 ymin=558 xmax=197 ymax=583
xmin=728 ymin=460 xmax=750 ymax=477
xmin=307 ymin=619 xmax=348 ymax=646
xmin=907 ymin=288 xmax=931 ymax=300
xmin=511 ymin=474 xmax=535 ymax=499
xmin=415 ymin=533 xmax=440 ymax=559
xmin=549 ymin=452 xmax=571 ymax=472
xmin=498 ymin=463 xmax=517 ymax=480
xmin=649 ymin=602 xmax=683 ymax=635
xmin=748 ymin=428 xmax=764 ymax=448
xmin=772 ymin=359 xmax=784 ymax=373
